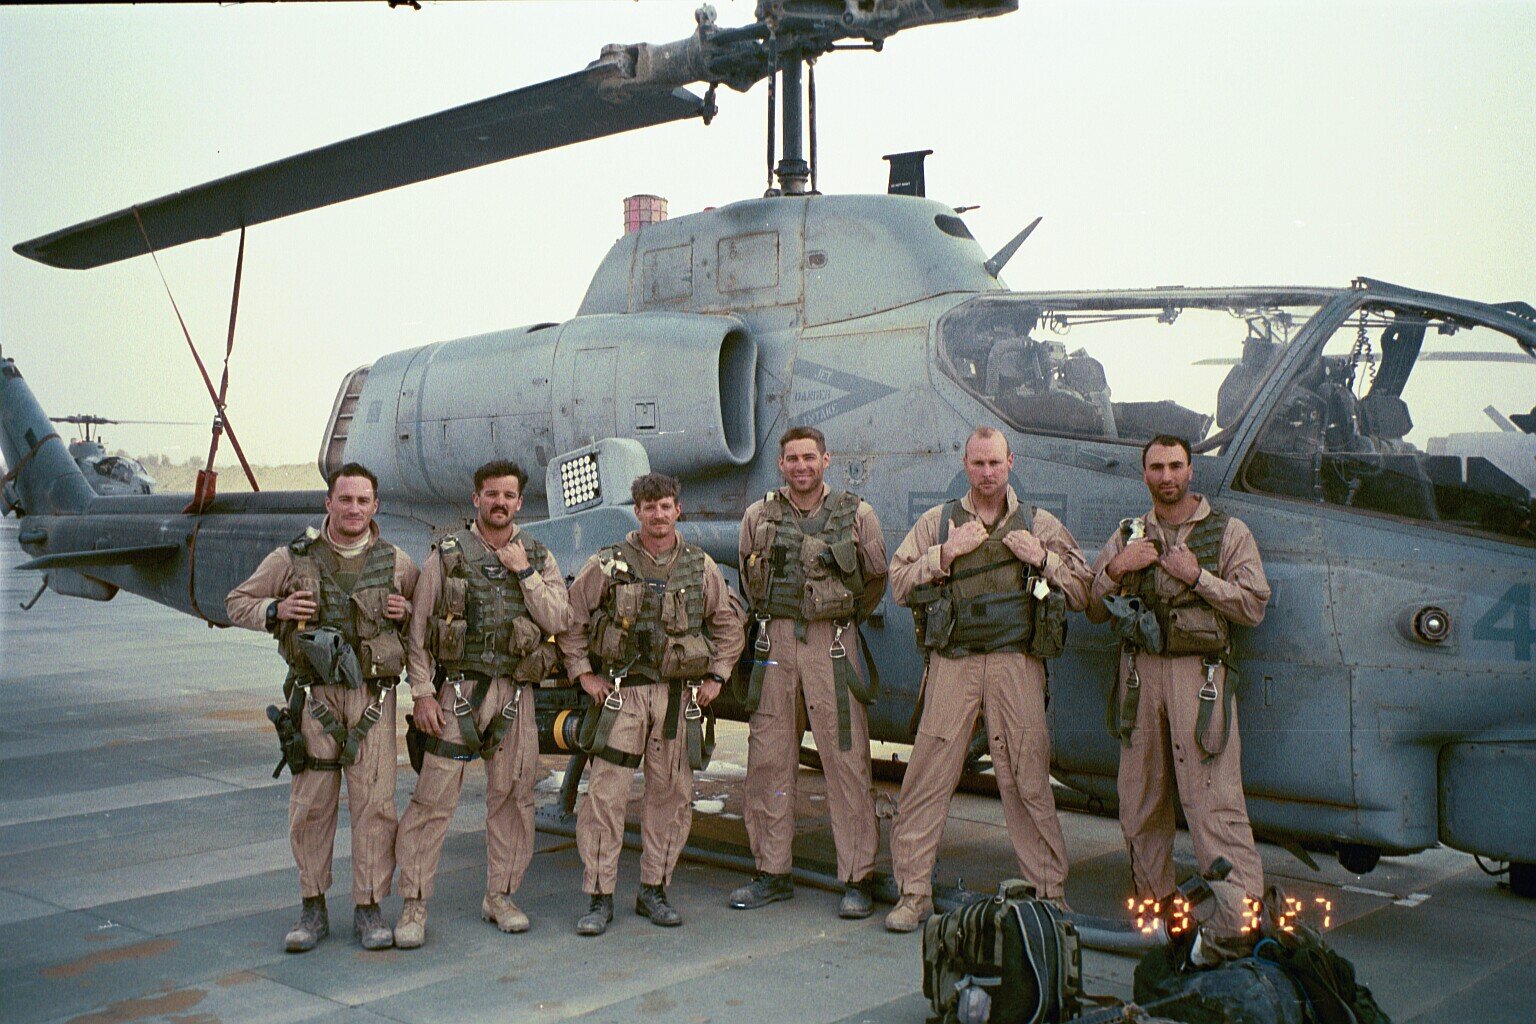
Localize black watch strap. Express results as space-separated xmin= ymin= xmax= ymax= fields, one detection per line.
xmin=265 ymin=600 xmax=280 ymax=632
xmin=516 ymin=565 xmax=537 ymax=581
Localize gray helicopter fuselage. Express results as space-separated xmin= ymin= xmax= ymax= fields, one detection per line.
xmin=7 ymin=191 xmax=1534 ymax=876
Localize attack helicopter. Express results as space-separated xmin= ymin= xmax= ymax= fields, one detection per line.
xmin=45 ymin=414 xmax=201 ymax=497
xmin=3 ymin=0 xmax=1534 ymax=901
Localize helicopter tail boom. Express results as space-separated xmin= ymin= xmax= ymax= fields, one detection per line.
xmin=1 ymin=355 xmax=95 ymax=517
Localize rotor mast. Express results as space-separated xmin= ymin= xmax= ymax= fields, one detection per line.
xmin=774 ymin=58 xmax=810 ymax=195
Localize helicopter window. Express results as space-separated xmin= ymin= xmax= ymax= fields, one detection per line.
xmin=1243 ymin=304 xmax=1536 ymax=544
xmin=937 ymin=295 xmax=1315 ymax=454
xmin=934 ymin=214 xmax=974 ymax=240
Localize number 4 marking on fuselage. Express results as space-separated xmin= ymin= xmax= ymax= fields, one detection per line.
xmin=1471 ymin=584 xmax=1534 ymax=662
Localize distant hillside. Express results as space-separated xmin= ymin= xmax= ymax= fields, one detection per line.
xmin=133 ymin=454 xmax=325 ymax=493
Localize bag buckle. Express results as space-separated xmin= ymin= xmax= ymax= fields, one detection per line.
xmin=685 ymin=684 xmax=703 ymax=721
xmin=501 ymin=687 xmax=521 ymax=719
xmin=604 ymin=676 xmax=625 ymax=712
xmin=362 ymin=698 xmax=385 ymax=724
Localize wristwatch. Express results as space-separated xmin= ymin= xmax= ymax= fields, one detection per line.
xmin=702 ymin=672 xmax=726 ymax=686
xmin=265 ymin=600 xmax=280 ymax=633
xmin=515 ymin=565 xmax=536 ymax=581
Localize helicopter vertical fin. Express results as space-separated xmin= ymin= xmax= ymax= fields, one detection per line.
xmin=0 ymin=355 xmax=95 ymax=516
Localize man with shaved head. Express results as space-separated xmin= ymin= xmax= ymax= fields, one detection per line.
xmin=885 ymin=427 xmax=1090 ymax=931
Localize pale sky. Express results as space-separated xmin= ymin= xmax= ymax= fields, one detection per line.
xmin=2 ymin=1 xmax=1533 ymax=467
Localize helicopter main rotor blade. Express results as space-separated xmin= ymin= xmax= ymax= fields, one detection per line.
xmin=15 ymin=65 xmax=704 ymax=270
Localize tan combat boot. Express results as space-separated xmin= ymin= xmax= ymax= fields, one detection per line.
xmin=884 ymin=893 xmax=933 ymax=933
xmin=394 ymin=898 xmax=428 ymax=950
xmin=481 ymin=892 xmax=530 ymax=933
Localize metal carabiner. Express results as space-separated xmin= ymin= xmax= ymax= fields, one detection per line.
xmin=829 ymin=622 xmax=849 ymax=660
xmin=604 ymin=675 xmax=624 ymax=712
xmin=753 ymin=614 xmax=772 ymax=655
xmin=1199 ymin=659 xmax=1220 ymax=701
xmin=685 ymin=683 xmax=703 ymax=721
xmin=450 ymin=678 xmax=473 ymax=717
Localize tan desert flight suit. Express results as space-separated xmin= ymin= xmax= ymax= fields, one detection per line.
xmin=1087 ymin=496 xmax=1271 ymax=900
xmin=889 ymin=489 xmax=1090 ymax=900
xmin=226 ymin=519 xmax=419 ymax=905
xmin=738 ymin=484 xmax=888 ymax=883
xmin=560 ymin=532 xmax=745 ymax=895
xmin=395 ymin=522 xmax=571 ymax=901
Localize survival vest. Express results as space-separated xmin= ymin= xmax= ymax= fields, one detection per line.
xmin=588 ymin=538 xmax=712 ymax=683
xmin=578 ymin=538 xmax=717 ymax=773
xmin=908 ymin=501 xmax=1070 ymax=662
xmin=428 ymin=528 xmax=556 ymax=682
xmin=743 ymin=489 xmax=866 ymax=624
xmin=266 ymin=528 xmax=405 ymax=778
xmin=1121 ymin=507 xmax=1231 ymax=656
xmin=280 ymin=528 xmax=405 ymax=683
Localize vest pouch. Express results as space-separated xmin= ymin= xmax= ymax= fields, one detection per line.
xmin=433 ymin=617 xmax=467 ymax=662
xmin=922 ymin=593 xmax=956 ymax=651
xmin=1027 ymin=586 xmax=1068 ymax=659
xmin=827 ymin=536 xmax=860 ymax=576
xmin=590 ymin=611 xmax=629 ymax=664
xmin=439 ymin=576 xmax=468 ymax=618
xmin=513 ymin=639 xmax=560 ymax=683
xmin=661 ymin=587 xmax=693 ymax=635
xmin=359 ymin=631 xmax=405 ymax=679
xmin=1166 ymin=602 xmax=1229 ymax=655
xmin=350 ymin=587 xmax=391 ymax=640
xmin=610 ymin=581 xmax=646 ymax=627
xmin=800 ymin=535 xmax=834 ymax=577
xmin=803 ymin=574 xmax=858 ymax=622
xmin=661 ymin=634 xmax=714 ymax=680
xmin=506 ymin=615 xmax=543 ymax=659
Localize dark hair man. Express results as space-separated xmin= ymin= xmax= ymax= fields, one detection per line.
xmin=733 ymin=426 xmax=889 ymax=919
xmin=226 ymin=463 xmax=418 ymax=953
xmin=391 ymin=460 xmax=572 ymax=948
xmin=1086 ymin=435 xmax=1271 ymax=924
xmin=884 ymin=427 xmax=1091 ymax=930
xmin=558 ymin=472 xmax=745 ymax=935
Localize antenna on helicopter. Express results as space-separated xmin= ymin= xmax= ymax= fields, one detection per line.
xmin=984 ymin=216 xmax=1043 ymax=279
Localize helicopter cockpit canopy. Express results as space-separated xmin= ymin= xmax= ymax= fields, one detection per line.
xmin=937 ymin=289 xmax=1320 ymax=453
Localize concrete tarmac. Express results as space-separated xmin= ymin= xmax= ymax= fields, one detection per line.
xmin=1 ymin=522 xmax=1532 ymax=1024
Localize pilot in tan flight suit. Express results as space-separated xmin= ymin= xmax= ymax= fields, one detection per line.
xmin=226 ymin=462 xmax=418 ymax=953
xmin=559 ymin=472 xmax=746 ymax=935
xmin=1087 ymin=434 xmax=1271 ymax=912
xmin=391 ymin=460 xmax=571 ymax=949
xmin=885 ymin=427 xmax=1091 ymax=931
xmin=734 ymin=425 xmax=889 ymax=919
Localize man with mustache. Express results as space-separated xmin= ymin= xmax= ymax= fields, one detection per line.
xmin=734 ymin=426 xmax=889 ymax=919
xmin=559 ymin=472 xmax=745 ymax=934
xmin=1086 ymin=434 xmax=1271 ymax=925
xmin=227 ymin=462 xmax=418 ymax=953
xmin=392 ymin=460 xmax=572 ymax=948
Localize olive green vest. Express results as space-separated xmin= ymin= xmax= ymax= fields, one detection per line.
xmin=941 ymin=501 xmax=1037 ymax=656
xmin=433 ymin=528 xmax=550 ymax=679
xmin=590 ymin=538 xmax=708 ymax=681
xmin=1123 ymin=508 xmax=1230 ymax=653
xmin=743 ymin=490 xmax=865 ymax=623
xmin=282 ymin=529 xmax=400 ymax=679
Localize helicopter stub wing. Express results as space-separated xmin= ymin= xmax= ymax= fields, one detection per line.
xmin=14 ymin=64 xmax=705 ymax=270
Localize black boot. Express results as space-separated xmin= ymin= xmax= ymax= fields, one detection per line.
xmin=576 ymin=893 xmax=614 ymax=936
xmin=839 ymin=877 xmax=875 ymax=920
xmin=728 ymin=872 xmax=794 ymax=909
xmin=284 ymin=895 xmax=329 ymax=953
xmin=635 ymin=884 xmax=683 ymax=927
